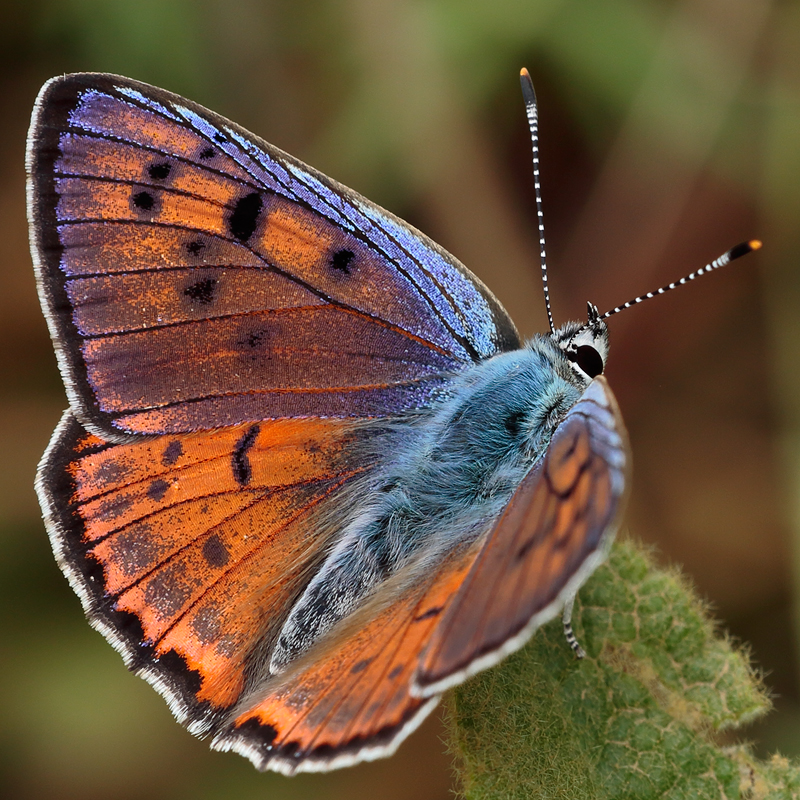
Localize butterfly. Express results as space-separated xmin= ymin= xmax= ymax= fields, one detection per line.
xmin=27 ymin=69 xmax=757 ymax=775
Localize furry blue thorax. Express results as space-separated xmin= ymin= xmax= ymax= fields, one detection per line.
xmin=270 ymin=328 xmax=598 ymax=673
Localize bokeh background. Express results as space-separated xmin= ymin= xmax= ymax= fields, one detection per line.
xmin=1 ymin=0 xmax=798 ymax=798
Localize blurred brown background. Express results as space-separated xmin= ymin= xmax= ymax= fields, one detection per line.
xmin=1 ymin=0 xmax=798 ymax=798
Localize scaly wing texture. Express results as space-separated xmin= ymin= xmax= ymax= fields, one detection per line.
xmin=416 ymin=376 xmax=630 ymax=695
xmin=27 ymin=73 xmax=519 ymax=439
xmin=37 ymin=412 xmax=372 ymax=734
xmin=213 ymin=541 xmax=482 ymax=774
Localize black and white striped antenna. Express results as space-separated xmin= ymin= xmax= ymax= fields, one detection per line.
xmin=519 ymin=67 xmax=761 ymax=331
xmin=597 ymin=240 xmax=761 ymax=321
xmin=520 ymin=68 xmax=555 ymax=335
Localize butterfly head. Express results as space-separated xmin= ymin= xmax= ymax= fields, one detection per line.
xmin=519 ymin=67 xmax=758 ymax=389
xmin=551 ymin=302 xmax=608 ymax=381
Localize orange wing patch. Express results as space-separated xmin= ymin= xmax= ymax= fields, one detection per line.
xmin=214 ymin=541 xmax=481 ymax=773
xmin=57 ymin=134 xmax=253 ymax=203
xmin=40 ymin=413 xmax=371 ymax=721
xmin=255 ymin=199 xmax=453 ymax=347
xmin=59 ymin=222 xmax=265 ymax=275
xmin=68 ymin=268 xmax=324 ymax=335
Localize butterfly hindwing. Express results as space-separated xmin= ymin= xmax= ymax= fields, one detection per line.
xmin=212 ymin=540 xmax=482 ymax=774
xmin=28 ymin=73 xmax=519 ymax=439
xmin=415 ymin=377 xmax=629 ymax=695
xmin=37 ymin=411 xmax=373 ymax=730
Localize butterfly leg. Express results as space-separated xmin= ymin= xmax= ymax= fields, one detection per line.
xmin=562 ymin=594 xmax=585 ymax=659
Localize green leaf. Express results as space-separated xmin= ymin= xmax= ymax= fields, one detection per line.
xmin=444 ymin=540 xmax=800 ymax=799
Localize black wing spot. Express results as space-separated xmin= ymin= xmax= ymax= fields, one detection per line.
xmin=248 ymin=331 xmax=266 ymax=347
xmin=133 ymin=190 xmax=154 ymax=211
xmin=239 ymin=327 xmax=270 ymax=359
xmin=98 ymin=493 xmax=133 ymax=520
xmin=147 ymin=479 xmax=170 ymax=502
xmin=144 ymin=567 xmax=189 ymax=616
xmin=186 ymin=239 xmax=206 ymax=256
xmin=95 ymin=458 xmax=128 ymax=486
xmin=161 ymin=440 xmax=183 ymax=466
xmin=388 ymin=664 xmax=404 ymax=680
xmin=331 ymin=248 xmax=355 ymax=274
xmin=202 ymin=534 xmax=230 ymax=568
xmin=213 ymin=132 xmax=227 ymax=144
xmin=199 ymin=146 xmax=215 ymax=160
xmin=184 ymin=278 xmax=218 ymax=305
xmin=350 ymin=658 xmax=373 ymax=675
xmin=190 ymin=605 xmax=222 ymax=645
xmin=232 ymin=425 xmax=260 ymax=486
xmin=515 ymin=536 xmax=537 ymax=562
xmin=414 ymin=605 xmax=443 ymax=622
xmin=229 ymin=192 xmax=262 ymax=242
xmin=148 ymin=162 xmax=171 ymax=180
xmin=156 ymin=650 xmax=203 ymax=695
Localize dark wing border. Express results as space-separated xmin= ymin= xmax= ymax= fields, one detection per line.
xmin=35 ymin=412 xmax=226 ymax=734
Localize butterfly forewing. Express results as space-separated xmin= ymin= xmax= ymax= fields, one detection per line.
xmin=28 ymin=74 xmax=518 ymax=438
xmin=415 ymin=377 xmax=630 ymax=695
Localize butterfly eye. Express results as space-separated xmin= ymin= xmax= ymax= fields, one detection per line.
xmin=569 ymin=345 xmax=604 ymax=378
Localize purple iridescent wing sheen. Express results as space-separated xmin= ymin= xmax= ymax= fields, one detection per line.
xmin=28 ymin=73 xmax=519 ymax=438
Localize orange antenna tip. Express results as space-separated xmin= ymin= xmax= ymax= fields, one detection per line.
xmin=728 ymin=240 xmax=761 ymax=261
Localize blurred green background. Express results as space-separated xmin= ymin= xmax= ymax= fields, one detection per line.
xmin=1 ymin=0 xmax=798 ymax=797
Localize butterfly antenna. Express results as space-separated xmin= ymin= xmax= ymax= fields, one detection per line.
xmin=520 ymin=68 xmax=555 ymax=335
xmin=599 ymin=240 xmax=762 ymax=321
